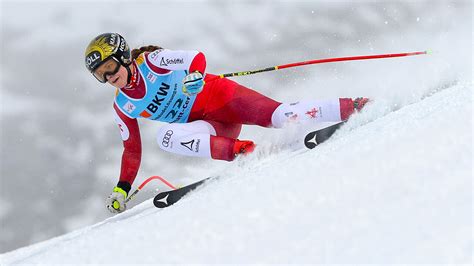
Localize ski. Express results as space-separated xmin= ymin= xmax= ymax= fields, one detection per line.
xmin=304 ymin=121 xmax=346 ymax=149
xmin=153 ymin=177 xmax=213 ymax=208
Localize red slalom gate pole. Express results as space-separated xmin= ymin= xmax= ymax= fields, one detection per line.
xmin=125 ymin=176 xmax=177 ymax=203
xmin=207 ymin=50 xmax=429 ymax=82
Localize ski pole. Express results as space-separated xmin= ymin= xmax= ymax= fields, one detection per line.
xmin=207 ymin=50 xmax=430 ymax=82
xmin=125 ymin=175 xmax=177 ymax=203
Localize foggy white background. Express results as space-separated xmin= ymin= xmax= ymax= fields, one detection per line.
xmin=0 ymin=0 xmax=472 ymax=254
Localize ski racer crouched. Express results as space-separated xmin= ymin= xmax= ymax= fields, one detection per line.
xmin=84 ymin=33 xmax=369 ymax=213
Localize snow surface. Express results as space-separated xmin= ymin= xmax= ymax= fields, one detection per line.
xmin=1 ymin=81 xmax=471 ymax=264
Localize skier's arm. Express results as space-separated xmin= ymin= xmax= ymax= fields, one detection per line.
xmin=146 ymin=49 xmax=207 ymax=73
xmin=113 ymin=103 xmax=142 ymax=195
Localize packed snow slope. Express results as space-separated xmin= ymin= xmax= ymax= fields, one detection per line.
xmin=1 ymin=82 xmax=472 ymax=263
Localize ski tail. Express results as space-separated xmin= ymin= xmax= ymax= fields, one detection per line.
xmin=153 ymin=177 xmax=214 ymax=208
xmin=304 ymin=121 xmax=346 ymax=149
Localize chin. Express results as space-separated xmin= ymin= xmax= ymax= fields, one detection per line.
xmin=109 ymin=78 xmax=121 ymax=88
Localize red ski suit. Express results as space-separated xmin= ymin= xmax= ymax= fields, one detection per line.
xmin=114 ymin=51 xmax=281 ymax=189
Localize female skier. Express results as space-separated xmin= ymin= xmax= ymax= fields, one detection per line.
xmin=84 ymin=33 xmax=368 ymax=213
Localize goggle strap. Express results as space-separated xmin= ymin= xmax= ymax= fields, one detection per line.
xmin=126 ymin=65 xmax=132 ymax=85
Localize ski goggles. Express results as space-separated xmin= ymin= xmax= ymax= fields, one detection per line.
xmin=92 ymin=57 xmax=121 ymax=83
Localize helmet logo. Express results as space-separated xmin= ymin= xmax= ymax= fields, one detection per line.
xmin=109 ymin=34 xmax=117 ymax=46
xmin=85 ymin=36 xmax=115 ymax=63
xmin=85 ymin=51 xmax=101 ymax=68
xmin=119 ymin=38 xmax=126 ymax=52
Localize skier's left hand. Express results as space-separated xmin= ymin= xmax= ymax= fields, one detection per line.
xmin=182 ymin=71 xmax=205 ymax=96
xmin=105 ymin=186 xmax=128 ymax=213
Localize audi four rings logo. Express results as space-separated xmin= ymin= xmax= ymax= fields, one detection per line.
xmin=162 ymin=130 xmax=173 ymax=147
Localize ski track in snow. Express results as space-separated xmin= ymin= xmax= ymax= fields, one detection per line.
xmin=1 ymin=81 xmax=471 ymax=264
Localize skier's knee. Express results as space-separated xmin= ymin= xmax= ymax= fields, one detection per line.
xmin=271 ymin=103 xmax=294 ymax=128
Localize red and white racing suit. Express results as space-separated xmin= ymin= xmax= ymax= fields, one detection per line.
xmin=113 ymin=49 xmax=357 ymax=191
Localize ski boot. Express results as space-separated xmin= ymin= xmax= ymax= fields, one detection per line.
xmin=353 ymin=97 xmax=370 ymax=111
xmin=233 ymin=140 xmax=256 ymax=157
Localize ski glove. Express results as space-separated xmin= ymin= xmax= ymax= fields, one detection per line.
xmin=182 ymin=71 xmax=205 ymax=96
xmin=106 ymin=186 xmax=128 ymax=214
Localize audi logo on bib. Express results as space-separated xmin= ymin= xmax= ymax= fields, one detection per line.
xmin=162 ymin=130 xmax=173 ymax=147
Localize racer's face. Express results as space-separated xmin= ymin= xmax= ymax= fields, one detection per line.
xmin=92 ymin=57 xmax=128 ymax=89
xmin=93 ymin=57 xmax=121 ymax=83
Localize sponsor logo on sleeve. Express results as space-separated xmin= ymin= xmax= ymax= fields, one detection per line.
xmin=149 ymin=49 xmax=164 ymax=60
xmin=160 ymin=57 xmax=184 ymax=66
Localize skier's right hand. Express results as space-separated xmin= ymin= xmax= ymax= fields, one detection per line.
xmin=105 ymin=186 xmax=128 ymax=213
xmin=182 ymin=71 xmax=205 ymax=96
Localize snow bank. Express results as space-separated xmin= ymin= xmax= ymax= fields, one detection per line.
xmin=1 ymin=81 xmax=471 ymax=264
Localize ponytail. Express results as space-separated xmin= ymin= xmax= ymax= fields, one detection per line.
xmin=131 ymin=45 xmax=163 ymax=60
